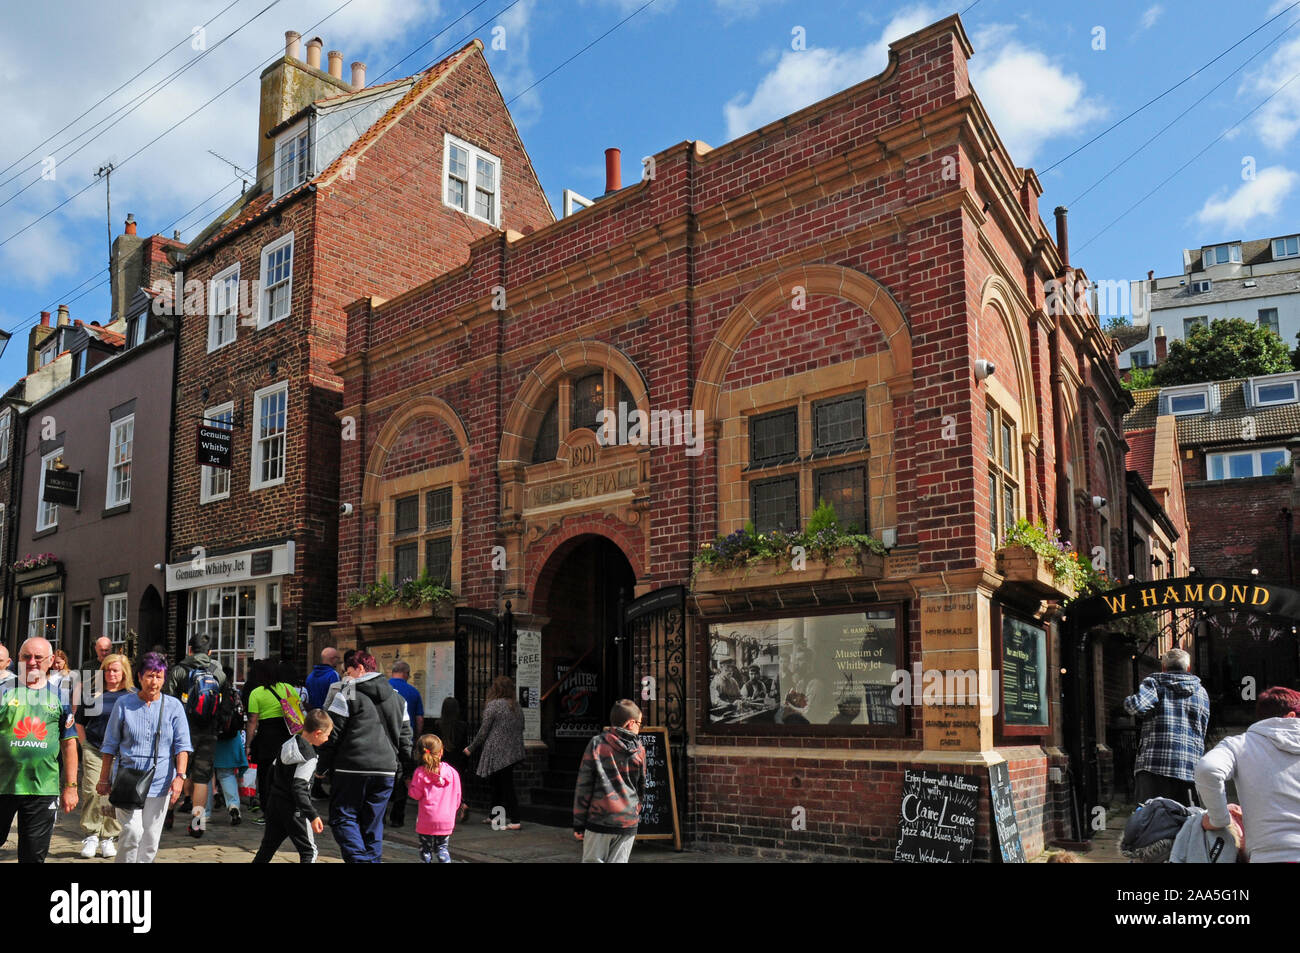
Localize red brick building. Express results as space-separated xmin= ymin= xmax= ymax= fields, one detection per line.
xmin=333 ymin=15 xmax=1134 ymax=859
xmin=165 ymin=32 xmax=552 ymax=678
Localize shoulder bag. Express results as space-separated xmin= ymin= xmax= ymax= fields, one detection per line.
xmin=108 ymin=696 xmax=167 ymax=810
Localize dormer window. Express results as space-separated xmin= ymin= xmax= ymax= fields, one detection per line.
xmin=1167 ymin=389 xmax=1209 ymax=415
xmin=1252 ymin=373 xmax=1300 ymax=407
xmin=129 ymin=312 xmax=147 ymax=348
xmin=443 ymin=134 xmax=500 ymax=226
xmin=39 ymin=345 xmax=55 ymax=367
xmin=275 ymin=124 xmax=311 ymax=197
xmin=71 ymin=350 xmax=86 ymax=380
xmin=1202 ymin=243 xmax=1241 ymax=267
xmin=1273 ymin=235 xmax=1300 ymax=260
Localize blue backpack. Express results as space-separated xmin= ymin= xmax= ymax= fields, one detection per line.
xmin=184 ymin=666 xmax=222 ymax=727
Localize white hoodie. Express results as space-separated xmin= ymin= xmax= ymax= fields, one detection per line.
xmin=1195 ymin=717 xmax=1300 ymax=863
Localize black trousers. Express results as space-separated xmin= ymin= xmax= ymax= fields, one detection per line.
xmin=1134 ymin=770 xmax=1199 ymax=807
xmin=252 ymin=802 xmax=318 ymax=863
xmin=489 ymin=765 xmax=518 ymax=824
xmin=388 ymin=767 xmax=409 ymax=825
xmin=0 ymin=794 xmax=59 ymax=863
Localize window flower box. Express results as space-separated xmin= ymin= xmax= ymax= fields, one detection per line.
xmin=995 ymin=544 xmax=1076 ymax=600
xmin=693 ymin=546 xmax=886 ymax=593
xmin=351 ymin=602 xmax=452 ymax=625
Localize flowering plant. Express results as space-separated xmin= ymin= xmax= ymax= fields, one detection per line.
xmin=999 ymin=519 xmax=1113 ymax=598
xmin=347 ymin=571 xmax=453 ymax=610
xmin=11 ymin=553 xmax=58 ymax=573
xmin=693 ymin=501 xmax=887 ymax=572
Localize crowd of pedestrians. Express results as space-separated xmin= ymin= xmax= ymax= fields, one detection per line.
xmin=0 ymin=639 xmax=659 ymax=864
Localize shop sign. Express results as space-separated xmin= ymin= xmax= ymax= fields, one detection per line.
xmin=165 ymin=541 xmax=295 ymax=592
xmin=893 ymin=769 xmax=978 ymax=863
xmin=43 ymin=470 xmax=80 ymax=506
xmin=1070 ymin=577 xmax=1296 ymax=629
xmin=195 ymin=424 xmax=232 ymax=469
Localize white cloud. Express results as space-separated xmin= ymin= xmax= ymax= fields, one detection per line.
xmin=487 ymin=0 xmax=541 ymax=126
xmin=723 ymin=5 xmax=940 ymax=140
xmin=723 ymin=7 xmax=1106 ymax=165
xmin=1138 ymin=5 xmax=1163 ymax=31
xmin=970 ymin=37 xmax=1108 ymax=164
xmin=1242 ymin=33 xmax=1300 ymax=149
xmin=1195 ymin=165 xmax=1298 ymax=232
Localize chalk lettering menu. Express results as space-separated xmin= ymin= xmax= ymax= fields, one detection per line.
xmin=634 ymin=727 xmax=681 ymax=849
xmin=893 ymin=769 xmax=978 ymax=863
xmin=1002 ymin=616 xmax=1048 ymax=726
xmin=989 ymin=761 xmax=1026 ymax=863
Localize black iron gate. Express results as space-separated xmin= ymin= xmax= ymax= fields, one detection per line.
xmin=618 ymin=586 xmax=687 ymax=821
xmin=455 ymin=603 xmax=516 ymax=733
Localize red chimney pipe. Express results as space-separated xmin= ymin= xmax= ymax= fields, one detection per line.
xmin=124 ymin=213 xmax=137 ymax=236
xmin=1054 ymin=206 xmax=1069 ymax=268
xmin=40 ymin=311 xmax=50 ymax=327
xmin=604 ymin=148 xmax=621 ymax=194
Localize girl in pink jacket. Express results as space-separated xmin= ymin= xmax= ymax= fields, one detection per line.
xmin=408 ymin=734 xmax=463 ymax=863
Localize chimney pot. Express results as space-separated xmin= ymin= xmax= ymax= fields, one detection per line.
xmin=285 ymin=30 xmax=301 ymax=61
xmin=57 ymin=305 xmax=69 ymax=326
xmin=306 ymin=37 xmax=323 ymax=69
xmin=173 ymin=230 xmax=181 ymax=240
xmin=1147 ymin=270 xmax=1154 ymax=281
xmin=604 ymin=147 xmax=622 ymax=195
xmin=351 ymin=61 xmax=366 ymax=89
xmin=40 ymin=311 xmax=50 ymax=327
xmin=1054 ymin=206 xmax=1070 ymax=268
xmin=124 ymin=213 xmax=137 ymax=236
xmin=328 ymin=51 xmax=344 ymax=80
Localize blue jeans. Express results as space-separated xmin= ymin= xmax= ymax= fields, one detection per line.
xmin=419 ymin=833 xmax=451 ymax=863
xmin=215 ymin=768 xmax=240 ymax=810
xmin=329 ymin=773 xmax=395 ymax=863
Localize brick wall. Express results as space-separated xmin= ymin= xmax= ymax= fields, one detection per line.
xmin=1185 ymin=475 xmax=1291 ymax=582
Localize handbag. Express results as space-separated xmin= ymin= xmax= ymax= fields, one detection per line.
xmin=108 ymin=696 xmax=167 ymax=810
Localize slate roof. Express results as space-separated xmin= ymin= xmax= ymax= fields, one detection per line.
xmin=1148 ymin=269 xmax=1300 ymax=311
xmin=1124 ymin=380 xmax=1300 ymax=448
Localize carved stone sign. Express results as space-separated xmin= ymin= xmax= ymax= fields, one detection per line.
xmin=523 ymin=464 xmax=639 ymax=510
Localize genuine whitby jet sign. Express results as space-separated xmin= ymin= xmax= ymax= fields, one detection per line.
xmin=195 ymin=424 xmax=232 ymax=470
xmin=1070 ymin=577 xmax=1300 ymax=630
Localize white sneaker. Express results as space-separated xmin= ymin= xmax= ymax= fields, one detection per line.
xmin=100 ymin=839 xmax=116 ymax=858
xmin=80 ymin=835 xmax=99 ymax=858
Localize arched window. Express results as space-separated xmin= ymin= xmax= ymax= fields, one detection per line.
xmin=528 ymin=368 xmax=642 ymax=463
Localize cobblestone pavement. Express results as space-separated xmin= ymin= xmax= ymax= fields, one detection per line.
xmin=1 ymin=797 xmax=745 ymax=864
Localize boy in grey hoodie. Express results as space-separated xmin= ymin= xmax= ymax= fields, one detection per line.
xmin=1195 ymin=686 xmax=1300 ymax=863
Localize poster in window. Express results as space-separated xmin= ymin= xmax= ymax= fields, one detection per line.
xmin=1001 ymin=615 xmax=1048 ymax=726
xmin=707 ymin=609 xmax=898 ymax=726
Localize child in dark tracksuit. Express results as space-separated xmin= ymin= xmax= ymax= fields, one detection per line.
xmin=253 ymin=709 xmax=333 ymax=863
xmin=573 ymin=699 xmax=646 ymax=864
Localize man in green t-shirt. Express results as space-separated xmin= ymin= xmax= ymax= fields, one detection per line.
xmin=0 ymin=637 xmax=79 ymax=862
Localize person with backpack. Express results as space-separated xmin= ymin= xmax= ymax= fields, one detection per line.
xmin=319 ymin=651 xmax=412 ymax=862
xmin=252 ymin=709 xmax=334 ymax=863
xmin=245 ymin=661 xmax=305 ymax=826
xmin=163 ymin=634 xmax=226 ymax=839
xmin=213 ymin=664 xmax=247 ymax=825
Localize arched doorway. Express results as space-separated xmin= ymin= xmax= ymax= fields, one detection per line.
xmin=536 ymin=534 xmax=637 ymax=748
xmin=138 ymin=586 xmax=164 ymax=655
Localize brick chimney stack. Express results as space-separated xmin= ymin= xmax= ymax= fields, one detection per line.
xmin=1155 ymin=325 xmax=1167 ymax=363
xmin=258 ymin=33 xmax=352 ymax=189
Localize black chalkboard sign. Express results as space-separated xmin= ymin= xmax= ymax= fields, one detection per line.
xmin=989 ymin=761 xmax=1026 ymax=863
xmin=893 ymin=769 xmax=978 ymax=863
xmin=634 ymin=726 xmax=681 ymax=850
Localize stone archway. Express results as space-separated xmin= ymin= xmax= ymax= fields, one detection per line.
xmin=691 ymin=264 xmax=914 ymax=424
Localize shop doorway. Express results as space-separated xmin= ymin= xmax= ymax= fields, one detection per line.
xmin=537 ymin=535 xmax=637 ymax=746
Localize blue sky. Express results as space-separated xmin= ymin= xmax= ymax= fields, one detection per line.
xmin=0 ymin=0 xmax=1298 ymax=384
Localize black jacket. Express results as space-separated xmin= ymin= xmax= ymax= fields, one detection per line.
xmin=268 ymin=734 xmax=320 ymax=821
xmin=318 ymin=673 xmax=412 ymax=776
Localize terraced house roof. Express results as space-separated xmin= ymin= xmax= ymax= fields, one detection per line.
xmin=1125 ymin=379 xmax=1300 ymax=448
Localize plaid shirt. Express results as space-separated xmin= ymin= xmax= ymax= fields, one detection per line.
xmin=1124 ymin=672 xmax=1210 ymax=782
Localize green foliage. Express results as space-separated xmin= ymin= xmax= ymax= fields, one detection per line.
xmin=694 ymin=503 xmax=887 ymax=573
xmin=347 ymin=571 xmax=453 ymax=610
xmin=1123 ymin=366 xmax=1155 ymax=391
xmin=1105 ymin=315 xmax=1131 ymax=331
xmin=999 ymin=518 xmax=1114 ymax=598
xmin=1275 ymin=460 xmax=1294 ymax=476
xmin=1152 ymin=318 xmax=1292 ymax=385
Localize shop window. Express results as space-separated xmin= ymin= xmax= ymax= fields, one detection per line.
xmin=987 ymin=404 xmax=1019 ymax=548
xmin=188 ymin=586 xmax=256 ymax=685
xmin=394 ymin=542 xmax=418 ymax=583
xmin=28 ymin=594 xmax=61 ymax=649
xmin=751 ymin=476 xmax=799 ymax=534
xmin=749 ymin=408 xmax=798 ymax=466
xmin=812 ymin=393 xmax=865 ymax=454
xmin=707 ymin=607 xmax=902 ymax=731
xmin=815 ymin=465 xmax=867 ymax=532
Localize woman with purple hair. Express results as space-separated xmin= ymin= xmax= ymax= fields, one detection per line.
xmin=96 ymin=652 xmax=192 ymax=863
